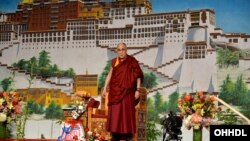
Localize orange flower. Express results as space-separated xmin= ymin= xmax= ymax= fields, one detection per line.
xmin=3 ymin=92 xmax=8 ymax=97
xmin=177 ymin=99 xmax=183 ymax=105
xmin=184 ymin=95 xmax=191 ymax=101
xmin=198 ymin=91 xmax=204 ymax=98
xmin=209 ymin=95 xmax=216 ymax=101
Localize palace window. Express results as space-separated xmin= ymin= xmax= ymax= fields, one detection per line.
xmin=190 ymin=12 xmax=200 ymax=21
xmin=185 ymin=45 xmax=206 ymax=59
xmin=233 ymin=39 xmax=238 ymax=43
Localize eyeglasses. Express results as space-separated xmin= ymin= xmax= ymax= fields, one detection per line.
xmin=117 ymin=48 xmax=126 ymax=52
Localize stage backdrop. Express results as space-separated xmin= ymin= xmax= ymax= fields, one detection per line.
xmin=0 ymin=0 xmax=250 ymax=140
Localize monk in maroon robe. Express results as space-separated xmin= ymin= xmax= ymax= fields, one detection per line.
xmin=102 ymin=43 xmax=143 ymax=141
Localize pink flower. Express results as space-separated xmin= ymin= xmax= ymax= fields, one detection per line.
xmin=191 ymin=113 xmax=202 ymax=123
xmin=186 ymin=107 xmax=193 ymax=114
xmin=14 ymin=104 xmax=22 ymax=114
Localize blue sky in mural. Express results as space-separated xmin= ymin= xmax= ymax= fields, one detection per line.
xmin=0 ymin=0 xmax=249 ymax=34
xmin=152 ymin=0 xmax=250 ymax=34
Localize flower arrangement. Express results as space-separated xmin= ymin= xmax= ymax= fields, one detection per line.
xmin=178 ymin=91 xmax=220 ymax=130
xmin=84 ymin=127 xmax=109 ymax=141
xmin=0 ymin=91 xmax=23 ymax=122
xmin=70 ymin=91 xmax=91 ymax=119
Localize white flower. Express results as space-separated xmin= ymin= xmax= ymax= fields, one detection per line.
xmin=87 ymin=131 xmax=92 ymax=136
xmin=184 ymin=115 xmax=192 ymax=128
xmin=0 ymin=113 xmax=7 ymax=122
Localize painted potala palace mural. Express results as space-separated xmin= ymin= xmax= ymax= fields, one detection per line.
xmin=0 ymin=0 xmax=250 ymax=140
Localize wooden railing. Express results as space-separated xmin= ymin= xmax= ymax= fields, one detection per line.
xmin=214 ymin=96 xmax=250 ymax=124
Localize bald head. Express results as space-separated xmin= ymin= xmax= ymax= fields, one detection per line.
xmin=117 ymin=43 xmax=127 ymax=49
xmin=116 ymin=42 xmax=127 ymax=59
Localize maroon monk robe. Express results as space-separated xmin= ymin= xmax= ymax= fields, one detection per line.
xmin=107 ymin=55 xmax=143 ymax=134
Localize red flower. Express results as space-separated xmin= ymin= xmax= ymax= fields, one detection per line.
xmin=84 ymin=127 xmax=89 ymax=132
xmin=12 ymin=100 xmax=19 ymax=106
xmin=73 ymin=135 xmax=78 ymax=140
xmin=200 ymin=96 xmax=206 ymax=103
xmin=190 ymin=97 xmax=194 ymax=103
